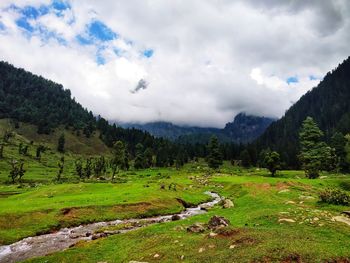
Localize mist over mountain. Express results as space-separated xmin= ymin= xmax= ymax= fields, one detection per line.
xmin=121 ymin=113 xmax=276 ymax=143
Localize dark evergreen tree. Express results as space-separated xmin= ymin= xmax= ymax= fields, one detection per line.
xmin=240 ymin=149 xmax=252 ymax=167
xmin=298 ymin=117 xmax=333 ymax=178
xmin=111 ymin=141 xmax=126 ymax=180
xmin=75 ymin=159 xmax=83 ymax=179
xmin=134 ymin=143 xmax=145 ymax=169
xmin=206 ymin=136 xmax=223 ymax=169
xmin=330 ymin=132 xmax=347 ymax=171
xmin=57 ymin=156 xmax=65 ymax=181
xmin=57 ymin=133 xmax=65 ymax=153
xmin=144 ymin=148 xmax=153 ymax=168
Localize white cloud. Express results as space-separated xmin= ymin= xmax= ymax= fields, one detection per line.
xmin=0 ymin=0 xmax=350 ymax=127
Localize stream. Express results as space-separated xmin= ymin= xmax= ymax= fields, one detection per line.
xmin=0 ymin=191 xmax=221 ymax=263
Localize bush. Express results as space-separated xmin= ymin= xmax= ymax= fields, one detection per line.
xmin=319 ymin=188 xmax=350 ymax=205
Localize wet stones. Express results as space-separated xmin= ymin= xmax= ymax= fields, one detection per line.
xmin=171 ymin=215 xmax=182 ymax=221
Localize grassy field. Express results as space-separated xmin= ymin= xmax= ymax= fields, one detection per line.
xmin=0 ymin=164 xmax=349 ymax=262
xmin=1 ymin=121 xmax=350 ymax=262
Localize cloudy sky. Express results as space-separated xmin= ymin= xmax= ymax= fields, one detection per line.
xmin=0 ymin=0 xmax=349 ymax=127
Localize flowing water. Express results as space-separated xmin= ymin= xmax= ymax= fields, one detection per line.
xmin=0 ymin=191 xmax=221 ymax=263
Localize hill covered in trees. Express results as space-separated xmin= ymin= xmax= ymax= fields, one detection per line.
xmin=257 ymin=56 xmax=350 ymax=167
xmin=0 ymin=61 xmax=176 ymax=158
xmin=122 ymin=113 xmax=275 ymax=144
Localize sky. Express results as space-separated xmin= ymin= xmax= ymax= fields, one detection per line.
xmin=0 ymin=0 xmax=349 ymax=128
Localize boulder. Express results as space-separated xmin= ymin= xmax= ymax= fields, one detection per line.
xmin=208 ymin=215 xmax=230 ymax=229
xmin=91 ymin=232 xmax=108 ymax=240
xmin=222 ymin=199 xmax=234 ymax=209
xmin=171 ymin=215 xmax=182 ymax=221
xmin=187 ymin=223 xmax=206 ymax=233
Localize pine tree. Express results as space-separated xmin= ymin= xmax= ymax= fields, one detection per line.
xmin=57 ymin=133 xmax=65 ymax=153
xmin=0 ymin=144 xmax=3 ymax=159
xmin=134 ymin=143 xmax=145 ymax=169
xmin=298 ymin=117 xmax=333 ymax=178
xmin=57 ymin=156 xmax=65 ymax=181
xmin=207 ymin=136 xmax=223 ymax=169
xmin=345 ymin=134 xmax=350 ymax=171
xmin=144 ymin=148 xmax=153 ymax=168
xmin=111 ymin=141 xmax=125 ymax=180
xmin=75 ymin=159 xmax=83 ymax=179
xmin=331 ymin=132 xmax=347 ymax=171
xmin=239 ymin=149 xmax=251 ymax=167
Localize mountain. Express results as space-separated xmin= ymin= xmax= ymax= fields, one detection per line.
xmin=257 ymin=56 xmax=350 ymax=167
xmin=122 ymin=113 xmax=276 ymax=144
xmin=0 ymin=61 xmax=172 ymax=155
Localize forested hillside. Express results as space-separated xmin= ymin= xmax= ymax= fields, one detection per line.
xmin=257 ymin=56 xmax=350 ymax=167
xmin=0 ymin=61 xmax=175 ymax=157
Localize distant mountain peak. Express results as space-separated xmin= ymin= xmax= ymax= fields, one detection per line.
xmin=121 ymin=113 xmax=276 ymax=143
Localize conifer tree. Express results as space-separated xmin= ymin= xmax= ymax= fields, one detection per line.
xmin=134 ymin=143 xmax=145 ymax=169
xmin=57 ymin=133 xmax=65 ymax=153
xmin=207 ymin=136 xmax=223 ymax=169
xmin=111 ymin=141 xmax=125 ymax=180
xmin=298 ymin=117 xmax=333 ymax=178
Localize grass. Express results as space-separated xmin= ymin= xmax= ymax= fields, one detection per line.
xmin=1 ymin=121 xmax=350 ymax=262
xmin=23 ymin=171 xmax=350 ymax=263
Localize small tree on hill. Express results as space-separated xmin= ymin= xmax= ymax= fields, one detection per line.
xmin=264 ymin=151 xmax=281 ymax=176
xmin=75 ymin=159 xmax=84 ymax=179
xmin=84 ymin=158 xmax=92 ymax=179
xmin=207 ymin=136 xmax=223 ymax=169
xmin=298 ymin=117 xmax=333 ymax=178
xmin=57 ymin=133 xmax=65 ymax=153
xmin=36 ymin=145 xmax=45 ymax=160
xmin=9 ymin=160 xmax=26 ymax=183
xmin=56 ymin=156 xmax=65 ymax=181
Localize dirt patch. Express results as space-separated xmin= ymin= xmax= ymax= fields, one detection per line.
xmin=215 ymin=228 xmax=241 ymax=238
xmin=276 ymin=182 xmax=290 ymax=191
xmin=280 ymin=253 xmax=303 ymax=263
xmin=234 ymin=236 xmax=256 ymax=245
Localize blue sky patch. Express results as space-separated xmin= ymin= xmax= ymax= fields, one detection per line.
xmin=76 ymin=35 xmax=94 ymax=45
xmin=309 ymin=75 xmax=318 ymax=80
xmin=286 ymin=76 xmax=298 ymax=84
xmin=52 ymin=0 xmax=71 ymax=11
xmin=88 ymin=20 xmax=117 ymax=42
xmin=143 ymin=49 xmax=154 ymax=58
xmin=0 ymin=22 xmax=5 ymax=31
xmin=16 ymin=17 xmax=34 ymax=32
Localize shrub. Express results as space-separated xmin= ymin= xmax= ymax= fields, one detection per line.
xmin=319 ymin=188 xmax=350 ymax=205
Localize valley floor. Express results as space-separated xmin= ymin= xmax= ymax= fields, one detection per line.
xmin=0 ymin=163 xmax=350 ymax=262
